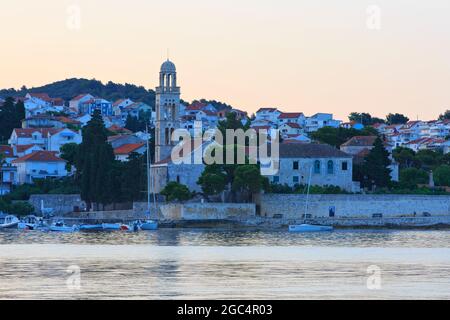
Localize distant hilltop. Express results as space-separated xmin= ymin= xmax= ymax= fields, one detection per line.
xmin=0 ymin=78 xmax=234 ymax=112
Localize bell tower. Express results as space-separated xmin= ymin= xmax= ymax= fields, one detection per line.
xmin=155 ymin=59 xmax=181 ymax=163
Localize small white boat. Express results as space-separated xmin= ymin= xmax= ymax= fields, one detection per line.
xmin=289 ymin=224 xmax=334 ymax=232
xmin=18 ymin=215 xmax=41 ymax=230
xmin=140 ymin=220 xmax=158 ymax=230
xmin=0 ymin=215 xmax=20 ymax=229
xmin=50 ymin=222 xmax=79 ymax=232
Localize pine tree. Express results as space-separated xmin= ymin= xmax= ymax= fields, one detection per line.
xmin=362 ymin=137 xmax=392 ymax=189
xmin=75 ymin=110 xmax=115 ymax=210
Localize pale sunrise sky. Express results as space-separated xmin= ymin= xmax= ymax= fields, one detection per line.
xmin=0 ymin=0 xmax=449 ymax=120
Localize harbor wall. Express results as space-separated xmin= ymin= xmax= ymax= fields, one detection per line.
xmin=29 ymin=194 xmax=85 ymax=215
xmin=160 ymin=203 xmax=256 ymax=220
xmin=259 ymin=194 xmax=450 ymax=219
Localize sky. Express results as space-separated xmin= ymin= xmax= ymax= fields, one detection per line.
xmin=0 ymin=0 xmax=449 ymax=121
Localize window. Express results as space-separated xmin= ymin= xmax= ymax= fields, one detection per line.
xmin=273 ymin=176 xmax=279 ymax=183
xmin=342 ymin=161 xmax=348 ymax=171
xmin=314 ymin=160 xmax=321 ymax=174
xmin=327 ymin=160 xmax=334 ymax=174
xmin=293 ymin=176 xmax=299 ymax=184
xmin=293 ymin=161 xmax=299 ymax=170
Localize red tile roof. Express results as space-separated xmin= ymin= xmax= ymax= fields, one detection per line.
xmin=13 ymin=128 xmax=62 ymax=138
xmin=256 ymin=108 xmax=278 ymax=113
xmin=284 ymin=122 xmax=301 ymax=128
xmin=114 ymin=143 xmax=145 ymax=155
xmin=278 ymin=112 xmax=304 ymax=119
xmin=71 ymin=94 xmax=91 ymax=101
xmin=29 ymin=93 xmax=51 ymax=102
xmin=341 ymin=136 xmax=377 ymax=147
xmin=16 ymin=144 xmax=38 ymax=153
xmin=12 ymin=151 xmax=65 ymax=163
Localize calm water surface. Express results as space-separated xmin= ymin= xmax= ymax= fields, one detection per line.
xmin=0 ymin=229 xmax=449 ymax=299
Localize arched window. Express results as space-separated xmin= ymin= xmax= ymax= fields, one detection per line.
xmin=327 ymin=160 xmax=334 ymax=174
xmin=170 ymin=128 xmax=175 ymax=144
xmin=314 ymin=160 xmax=321 ymax=174
xmin=165 ymin=128 xmax=169 ymax=144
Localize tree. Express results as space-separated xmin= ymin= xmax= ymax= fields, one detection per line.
xmin=415 ymin=149 xmax=442 ymax=170
xmin=232 ymin=165 xmax=268 ymax=201
xmin=121 ymin=152 xmax=145 ymax=202
xmin=60 ymin=143 xmax=79 ymax=171
xmin=386 ymin=113 xmax=409 ymax=125
xmin=399 ymin=168 xmax=428 ymax=189
xmin=197 ymin=165 xmax=227 ymax=197
xmin=434 ymin=165 xmax=450 ymax=187
xmin=310 ymin=127 xmax=377 ymax=148
xmin=361 ymin=137 xmax=392 ymax=189
xmin=392 ymin=147 xmax=418 ymax=169
xmin=0 ymin=97 xmax=24 ymax=143
xmin=439 ymin=110 xmax=450 ymax=120
xmin=75 ymin=109 xmax=115 ymax=210
xmin=160 ymin=182 xmax=193 ymax=202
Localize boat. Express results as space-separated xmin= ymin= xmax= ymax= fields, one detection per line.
xmin=289 ymin=224 xmax=333 ymax=232
xmin=102 ymin=223 xmax=131 ymax=231
xmin=79 ymin=224 xmax=103 ymax=231
xmin=0 ymin=215 xmax=20 ymax=229
xmin=140 ymin=220 xmax=158 ymax=230
xmin=289 ymin=166 xmax=333 ymax=233
xmin=50 ymin=221 xmax=79 ymax=232
xmin=18 ymin=215 xmax=41 ymax=230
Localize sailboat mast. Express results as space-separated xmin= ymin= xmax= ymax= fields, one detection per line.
xmin=304 ymin=166 xmax=313 ymax=219
xmin=146 ymin=126 xmax=151 ymax=214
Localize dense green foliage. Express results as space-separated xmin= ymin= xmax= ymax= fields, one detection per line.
xmin=268 ymin=183 xmax=349 ymax=194
xmin=197 ymin=165 xmax=227 ymax=197
xmin=348 ymin=112 xmax=385 ymax=125
xmin=0 ymin=97 xmax=25 ymax=143
xmin=434 ymin=165 xmax=450 ymax=187
xmin=399 ymin=168 xmax=429 ymax=189
xmin=309 ymin=126 xmax=378 ymax=148
xmin=386 ymin=113 xmax=409 ymax=125
xmin=439 ymin=110 xmax=450 ymax=120
xmin=0 ymin=78 xmax=156 ymax=108
xmin=160 ymin=182 xmax=193 ymax=202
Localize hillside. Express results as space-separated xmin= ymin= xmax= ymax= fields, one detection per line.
xmin=0 ymin=78 xmax=235 ymax=111
xmin=0 ymin=78 xmax=156 ymax=108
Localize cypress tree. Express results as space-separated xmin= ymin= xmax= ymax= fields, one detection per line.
xmin=362 ymin=137 xmax=392 ymax=189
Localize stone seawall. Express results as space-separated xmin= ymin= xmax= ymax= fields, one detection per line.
xmin=29 ymin=194 xmax=85 ymax=215
xmin=160 ymin=203 xmax=256 ymax=220
xmin=260 ymin=194 xmax=450 ymax=219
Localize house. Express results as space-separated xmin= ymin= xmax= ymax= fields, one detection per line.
xmin=279 ymin=122 xmax=303 ymax=137
xmin=404 ymin=137 xmax=447 ymax=152
xmin=79 ymin=98 xmax=113 ymax=116
xmin=341 ymin=121 xmax=364 ymax=130
xmin=443 ymin=140 xmax=450 ymax=154
xmin=113 ymin=143 xmax=146 ymax=161
xmin=107 ymin=134 xmax=145 ymax=149
xmin=121 ymin=102 xmax=153 ymax=121
xmin=12 ymin=151 xmax=67 ymax=184
xmin=21 ymin=115 xmax=66 ymax=129
xmin=277 ymin=112 xmax=306 ymax=126
xmin=195 ymin=110 xmax=219 ymax=128
xmin=24 ymin=93 xmax=65 ymax=117
xmin=282 ymin=134 xmax=311 ymax=144
xmin=255 ymin=108 xmax=281 ymax=123
xmin=304 ymin=113 xmax=341 ymax=132
xmin=0 ymin=146 xmax=18 ymax=194
xmin=107 ymin=125 xmax=133 ymax=135
xmin=14 ymin=144 xmax=44 ymax=157
xmin=113 ymin=98 xmax=134 ymax=116
xmin=8 ymin=128 xmax=82 ymax=154
xmin=261 ymin=143 xmax=358 ymax=192
xmin=340 ymin=136 xmax=377 ymax=155
xmin=69 ymin=94 xmax=94 ymax=114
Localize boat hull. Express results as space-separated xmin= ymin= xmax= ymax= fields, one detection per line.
xmin=79 ymin=224 xmax=103 ymax=231
xmin=50 ymin=226 xmax=78 ymax=232
xmin=0 ymin=222 xmax=19 ymax=229
xmin=140 ymin=221 xmax=158 ymax=230
xmin=289 ymin=224 xmax=333 ymax=232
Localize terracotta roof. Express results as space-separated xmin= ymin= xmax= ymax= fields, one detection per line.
xmin=256 ymin=108 xmax=278 ymax=113
xmin=16 ymin=144 xmax=38 ymax=153
xmin=341 ymin=136 xmax=377 ymax=147
xmin=108 ymin=125 xmax=132 ymax=134
xmin=278 ymin=112 xmax=304 ymax=119
xmin=56 ymin=116 xmax=81 ymax=124
xmin=284 ymin=122 xmax=301 ymax=129
xmin=29 ymin=93 xmax=51 ymax=102
xmin=71 ymin=94 xmax=91 ymax=101
xmin=0 ymin=145 xmax=14 ymax=157
xmin=114 ymin=143 xmax=145 ymax=155
xmin=13 ymin=128 xmax=62 ymax=138
xmin=113 ymin=99 xmax=126 ymax=107
xmin=12 ymin=151 xmax=65 ymax=163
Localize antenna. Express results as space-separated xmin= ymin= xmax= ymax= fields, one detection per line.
xmin=167 ymin=48 xmax=170 ymax=61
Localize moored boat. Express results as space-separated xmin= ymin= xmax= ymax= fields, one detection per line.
xmin=50 ymin=221 xmax=79 ymax=232
xmin=79 ymin=224 xmax=103 ymax=231
xmin=18 ymin=215 xmax=41 ymax=230
xmin=289 ymin=224 xmax=333 ymax=232
xmin=0 ymin=215 xmax=20 ymax=229
xmin=102 ymin=223 xmax=131 ymax=231
xmin=140 ymin=220 xmax=158 ymax=230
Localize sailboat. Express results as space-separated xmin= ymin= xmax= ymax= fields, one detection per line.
xmin=0 ymin=215 xmax=20 ymax=229
xmin=289 ymin=166 xmax=333 ymax=233
xmin=140 ymin=126 xmax=158 ymax=231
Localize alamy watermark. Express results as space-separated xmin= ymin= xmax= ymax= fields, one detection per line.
xmin=66 ymin=4 xmax=81 ymax=31
xmin=366 ymin=5 xmax=382 ymax=31
xmin=66 ymin=265 xmax=81 ymax=290
xmin=366 ymin=265 xmax=382 ymax=290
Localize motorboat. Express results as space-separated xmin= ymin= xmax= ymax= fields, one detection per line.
xmin=102 ymin=223 xmax=131 ymax=231
xmin=18 ymin=215 xmax=41 ymax=230
xmin=140 ymin=220 xmax=158 ymax=231
xmin=50 ymin=221 xmax=79 ymax=232
xmin=289 ymin=224 xmax=333 ymax=232
xmin=0 ymin=215 xmax=20 ymax=229
xmin=79 ymin=224 xmax=103 ymax=231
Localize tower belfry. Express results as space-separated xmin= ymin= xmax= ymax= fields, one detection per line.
xmin=155 ymin=59 xmax=181 ymax=163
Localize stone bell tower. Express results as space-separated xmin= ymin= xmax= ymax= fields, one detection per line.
xmin=155 ymin=59 xmax=181 ymax=163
